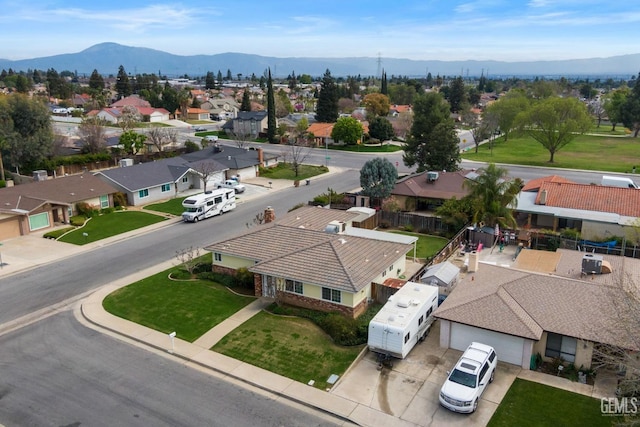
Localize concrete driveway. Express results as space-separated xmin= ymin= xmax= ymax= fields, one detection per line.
xmin=330 ymin=321 xmax=521 ymax=427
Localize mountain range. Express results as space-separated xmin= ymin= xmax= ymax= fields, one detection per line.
xmin=1 ymin=42 xmax=639 ymax=79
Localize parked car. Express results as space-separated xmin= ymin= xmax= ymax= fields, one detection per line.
xmin=217 ymin=179 xmax=245 ymax=193
xmin=204 ymin=135 xmax=219 ymax=142
xmin=439 ymin=342 xmax=497 ymax=413
xmin=194 ymin=126 xmax=206 ymax=132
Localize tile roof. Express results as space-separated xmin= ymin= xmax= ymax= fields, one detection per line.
xmin=274 ymin=205 xmax=360 ymax=231
xmin=0 ymin=172 xmax=118 ymax=213
xmin=436 ymin=251 xmax=640 ymax=348
xmin=521 ymin=175 xmax=576 ymax=192
xmin=307 ymin=122 xmax=334 ymax=138
xmin=392 ymin=170 xmax=472 ymax=199
xmin=536 ymin=181 xmax=640 ymax=217
xmin=110 ymin=95 xmax=151 ymax=108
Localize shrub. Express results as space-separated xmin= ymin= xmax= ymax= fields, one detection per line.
xmin=43 ymin=227 xmax=75 ymax=239
xmin=76 ymin=202 xmax=98 ymax=218
xmin=561 ymin=228 xmax=581 ymax=239
xmin=0 ymin=180 xmax=5 ymax=188
xmin=113 ymin=192 xmax=128 ymax=208
xmin=101 ymin=207 xmax=115 ymax=215
xmin=235 ymin=267 xmax=255 ymax=289
xmin=403 ymin=224 xmax=414 ymax=232
xmin=70 ymin=215 xmax=87 ymax=226
xmin=184 ymin=140 xmax=200 ymax=153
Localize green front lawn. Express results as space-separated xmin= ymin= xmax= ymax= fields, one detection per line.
xmin=144 ymin=197 xmax=187 ymax=216
xmin=213 ymin=311 xmax=364 ymax=390
xmin=259 ymin=163 xmax=329 ymax=180
xmin=389 ymin=231 xmax=449 ymax=259
xmin=103 ymin=264 xmax=255 ymax=343
xmin=488 ymin=378 xmax=612 ymax=427
xmin=462 ymin=134 xmax=640 ymax=173
xmin=58 ymin=211 xmax=167 ymax=245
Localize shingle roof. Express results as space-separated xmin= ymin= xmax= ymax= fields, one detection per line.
xmin=275 ymin=205 xmax=360 ymax=231
xmin=0 ymin=172 xmax=118 ymax=213
xmin=436 ymin=253 xmax=640 ymax=348
xmin=392 ymin=170 xmax=472 ymax=199
xmin=536 ymin=181 xmax=640 ymax=217
xmin=181 ymin=145 xmax=271 ymax=170
xmin=204 ymin=221 xmax=412 ymax=293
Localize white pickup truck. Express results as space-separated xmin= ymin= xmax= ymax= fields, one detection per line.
xmin=217 ymin=179 xmax=245 ymax=193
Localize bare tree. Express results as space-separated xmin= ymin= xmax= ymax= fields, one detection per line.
xmin=77 ymin=116 xmax=108 ymax=154
xmin=281 ymin=140 xmax=311 ymax=177
xmin=469 ymin=114 xmax=493 ymax=154
xmin=245 ymin=211 xmax=265 ymax=229
xmin=394 ymin=111 xmax=413 ymax=140
xmin=175 ymin=246 xmax=202 ymax=278
xmin=192 ymin=160 xmax=218 ymax=192
xmin=588 ymin=99 xmax=606 ymax=128
xmin=146 ymin=127 xmax=177 ymax=152
xmin=118 ymin=105 xmax=141 ymax=131
xmin=228 ymin=130 xmax=250 ymax=149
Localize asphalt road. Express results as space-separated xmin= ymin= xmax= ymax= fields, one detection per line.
xmin=0 ymin=311 xmax=341 ymax=427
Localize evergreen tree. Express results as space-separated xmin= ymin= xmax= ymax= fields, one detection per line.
xmin=267 ymin=68 xmax=277 ymax=144
xmin=368 ymin=116 xmax=395 ymax=141
xmin=116 ymin=65 xmax=131 ymax=98
xmin=621 ymin=72 xmax=640 ymax=137
xmin=403 ymin=92 xmax=460 ymax=172
xmin=315 ymin=69 xmax=339 ymax=123
xmin=380 ymin=70 xmax=388 ymax=95
xmin=89 ymin=69 xmax=105 ymax=92
xmin=205 ymin=71 xmax=215 ymax=90
xmin=360 ymin=157 xmax=397 ymax=202
xmin=216 ymin=70 xmax=223 ymax=85
xmin=240 ymin=89 xmax=252 ymax=112
xmin=448 ymin=76 xmax=466 ymax=113
xmin=226 ymin=69 xmax=232 ymax=81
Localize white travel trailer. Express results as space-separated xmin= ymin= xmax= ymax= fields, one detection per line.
xmin=181 ymin=188 xmax=236 ymax=222
xmin=368 ymin=281 xmax=439 ymax=360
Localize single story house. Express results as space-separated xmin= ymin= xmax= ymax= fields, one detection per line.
xmin=0 ymin=172 xmax=118 ymax=239
xmin=95 ymin=156 xmax=227 ymax=206
xmin=183 ymin=108 xmax=210 ymax=121
xmin=137 ymin=107 xmax=170 ymax=122
xmin=390 ymin=170 xmax=474 ymax=212
xmin=110 ymin=95 xmax=151 ymax=109
xmin=181 ymin=144 xmax=278 ymax=181
xmin=87 ymin=108 xmax=122 ymax=124
xmin=306 ymin=122 xmax=335 ymax=147
xmin=435 ymin=248 xmax=640 ymax=370
xmin=204 ymin=206 xmax=415 ymax=318
xmin=514 ymin=176 xmax=640 ymax=240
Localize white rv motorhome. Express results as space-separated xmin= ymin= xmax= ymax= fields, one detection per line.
xmin=181 ymin=188 xmax=236 ymax=222
xmin=368 ymin=281 xmax=439 ymax=360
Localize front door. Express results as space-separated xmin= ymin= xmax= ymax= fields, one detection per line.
xmin=263 ymin=275 xmax=276 ymax=298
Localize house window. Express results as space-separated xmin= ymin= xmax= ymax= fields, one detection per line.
xmin=545 ymin=332 xmax=577 ymax=363
xmin=99 ymin=195 xmax=109 ymax=209
xmin=214 ymin=253 xmax=222 ymax=262
xmin=285 ymin=279 xmax=303 ymax=294
xmin=182 ymin=176 xmax=189 ymax=183
xmin=139 ymin=189 xmax=149 ymax=198
xmin=161 ymin=184 xmax=171 ymax=192
xmin=321 ymin=287 xmax=341 ymax=303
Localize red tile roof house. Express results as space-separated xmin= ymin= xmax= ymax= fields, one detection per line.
xmin=204 ymin=206 xmax=417 ymax=318
xmin=514 ymin=175 xmax=640 ymax=240
xmin=110 ymin=95 xmax=151 ymax=108
xmin=435 ymin=248 xmax=640 ymax=374
xmin=390 ymin=169 xmax=475 ymax=212
xmin=0 ymin=172 xmax=118 ymax=239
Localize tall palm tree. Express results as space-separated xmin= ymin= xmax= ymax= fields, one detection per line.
xmin=464 ymin=163 xmax=523 ymax=229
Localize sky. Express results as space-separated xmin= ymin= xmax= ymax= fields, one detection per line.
xmin=1 ymin=1 xmax=639 ymax=62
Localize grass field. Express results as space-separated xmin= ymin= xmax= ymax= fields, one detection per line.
xmin=212 ymin=311 xmax=364 ymax=390
xmin=462 ymin=134 xmax=640 ymax=173
xmin=58 ymin=211 xmax=167 ymax=245
xmin=488 ymin=378 xmax=612 ymax=427
xmin=389 ymin=231 xmax=449 ymax=259
xmin=103 ymin=265 xmax=255 ymax=343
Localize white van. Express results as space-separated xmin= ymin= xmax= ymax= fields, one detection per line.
xmin=601 ymin=175 xmax=639 ymax=189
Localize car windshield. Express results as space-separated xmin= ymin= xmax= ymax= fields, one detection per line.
xmin=184 ymin=207 xmax=198 ymax=213
xmin=449 ymin=369 xmax=477 ymax=388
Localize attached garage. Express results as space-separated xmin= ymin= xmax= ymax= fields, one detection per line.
xmin=0 ymin=215 xmax=22 ymax=240
xmin=444 ymin=321 xmax=532 ymax=368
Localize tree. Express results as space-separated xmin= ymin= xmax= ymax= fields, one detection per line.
xmin=146 ymin=127 xmax=177 ymax=152
xmin=435 ymin=197 xmax=474 ymax=231
xmin=78 ymin=116 xmax=108 ymax=154
xmin=447 ymin=76 xmax=467 ymax=113
xmin=89 ymin=69 xmax=105 ymax=92
xmin=588 ymin=98 xmax=606 ymax=128
xmin=362 ymin=93 xmax=391 ymax=118
xmin=240 ymin=89 xmax=252 ymax=112
xmin=116 ymin=65 xmax=131 ymax=98
xmin=0 ymin=93 xmax=53 ymax=173
xmin=331 ymin=116 xmax=363 ymax=145
xmin=267 ymin=68 xmax=277 ymax=144
xmin=119 ymin=130 xmax=146 ymax=155
xmin=484 ymin=91 xmax=530 ymax=141
xmin=360 ymin=158 xmax=397 ymax=204
xmin=515 ymin=96 xmax=592 ymax=162
xmin=368 ymin=116 xmax=395 ymax=142
xmin=275 ymin=89 xmax=293 ymax=117
xmin=161 ymin=84 xmax=179 ymax=118
xmin=281 ymin=141 xmax=311 ymax=177
xmin=621 ymin=73 xmax=640 ymax=137
xmin=118 ymin=105 xmax=141 ymax=131
xmin=463 ymin=163 xmax=523 ymax=229
xmin=603 ymin=87 xmax=629 ymax=132
xmin=403 ymin=92 xmax=460 ymax=172
xmin=468 ymin=112 xmax=493 ymax=153
xmin=193 ymin=160 xmax=218 ymax=192
xmin=176 ymin=88 xmax=191 ymax=121
xmin=315 ymin=69 xmax=339 ymax=123
xmin=380 ymin=70 xmax=388 ymax=95
xmin=205 ymin=71 xmax=216 ymax=90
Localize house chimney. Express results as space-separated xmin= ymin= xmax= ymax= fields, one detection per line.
xmin=264 ymin=206 xmax=275 ymax=223
xmin=539 ymin=189 xmax=547 ymax=205
xmin=258 ymin=147 xmax=264 ymax=166
xmin=468 ymin=251 xmax=479 ymax=273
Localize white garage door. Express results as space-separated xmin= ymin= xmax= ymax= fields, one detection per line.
xmin=450 ymin=323 xmax=525 ymax=366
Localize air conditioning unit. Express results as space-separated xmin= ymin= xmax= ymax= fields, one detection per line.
xmin=119 ymin=158 xmax=134 ymax=167
xmin=427 ymin=171 xmax=439 ymax=182
xmin=33 ymin=170 xmax=48 ymax=181
xmin=582 ymin=253 xmax=603 ymax=274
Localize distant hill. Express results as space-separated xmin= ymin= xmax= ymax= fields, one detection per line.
xmin=0 ymin=42 xmax=638 ymax=79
